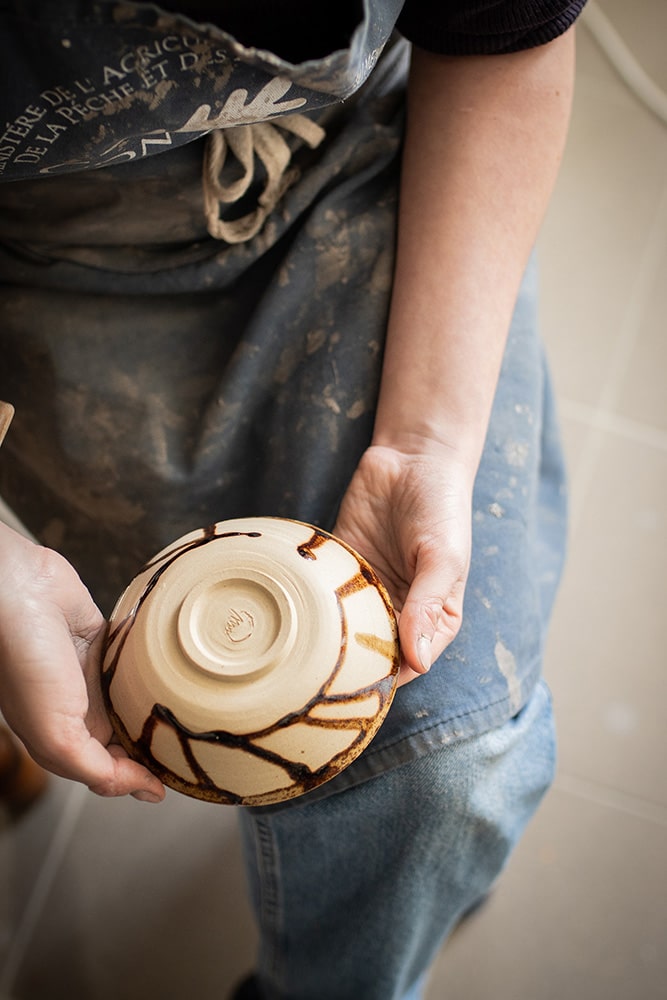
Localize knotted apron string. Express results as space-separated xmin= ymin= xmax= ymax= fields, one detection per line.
xmin=202 ymin=114 xmax=326 ymax=243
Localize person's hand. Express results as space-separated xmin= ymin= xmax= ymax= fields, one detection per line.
xmin=333 ymin=443 xmax=473 ymax=687
xmin=0 ymin=521 xmax=165 ymax=802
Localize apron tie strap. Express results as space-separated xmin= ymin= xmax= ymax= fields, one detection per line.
xmin=202 ymin=114 xmax=326 ymax=243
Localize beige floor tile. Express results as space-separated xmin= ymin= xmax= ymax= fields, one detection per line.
xmin=544 ymin=427 xmax=667 ymax=806
xmin=614 ymin=238 xmax=667 ymax=431
xmin=551 ymin=409 xmax=594 ymax=513
xmin=595 ymin=0 xmax=667 ymax=93
xmin=537 ymin=26 xmax=667 ymax=408
xmin=576 ymin=14 xmax=645 ymax=109
xmin=0 ymin=776 xmax=72 ymax=977
xmin=11 ymin=790 xmax=256 ymax=1000
xmin=425 ymin=785 xmax=667 ymax=1000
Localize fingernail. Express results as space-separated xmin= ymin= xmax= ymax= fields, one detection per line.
xmin=132 ymin=789 xmax=162 ymax=804
xmin=417 ymin=634 xmax=432 ymax=672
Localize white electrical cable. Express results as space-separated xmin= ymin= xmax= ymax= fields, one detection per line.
xmin=583 ymin=1 xmax=667 ymax=126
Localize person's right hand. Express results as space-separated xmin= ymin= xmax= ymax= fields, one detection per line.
xmin=0 ymin=521 xmax=165 ymax=802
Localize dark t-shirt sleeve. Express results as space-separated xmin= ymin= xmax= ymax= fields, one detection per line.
xmin=396 ymin=0 xmax=588 ymax=54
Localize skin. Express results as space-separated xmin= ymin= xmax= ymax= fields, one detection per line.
xmin=336 ymin=34 xmax=575 ymax=684
xmin=0 ymin=30 xmax=575 ymax=801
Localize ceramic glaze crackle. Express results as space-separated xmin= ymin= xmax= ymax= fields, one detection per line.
xmin=101 ymin=517 xmax=399 ymax=805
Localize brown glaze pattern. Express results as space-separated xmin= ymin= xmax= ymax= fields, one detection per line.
xmin=102 ymin=520 xmax=399 ymax=805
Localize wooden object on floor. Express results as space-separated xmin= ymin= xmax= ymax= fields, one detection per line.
xmin=0 ymin=399 xmax=14 ymax=448
xmin=0 ymin=724 xmax=49 ymax=817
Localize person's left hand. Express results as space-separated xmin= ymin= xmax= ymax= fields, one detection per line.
xmin=333 ymin=442 xmax=474 ymax=687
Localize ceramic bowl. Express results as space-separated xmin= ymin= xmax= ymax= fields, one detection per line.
xmin=101 ymin=517 xmax=399 ymax=805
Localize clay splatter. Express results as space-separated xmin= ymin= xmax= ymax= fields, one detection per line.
xmin=494 ymin=639 xmax=521 ymax=713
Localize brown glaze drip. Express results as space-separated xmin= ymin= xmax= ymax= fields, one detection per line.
xmin=102 ymin=524 xmax=399 ymax=806
xmin=354 ymin=632 xmax=398 ymax=661
xmin=138 ymin=704 xmax=317 ymax=806
xmin=297 ymin=527 xmax=329 ymax=561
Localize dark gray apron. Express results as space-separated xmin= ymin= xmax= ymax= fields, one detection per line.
xmin=0 ymin=0 xmax=567 ymax=754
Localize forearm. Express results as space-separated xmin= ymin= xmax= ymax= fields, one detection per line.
xmin=374 ymin=31 xmax=576 ymax=477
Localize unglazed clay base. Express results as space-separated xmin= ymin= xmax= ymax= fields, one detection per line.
xmin=101 ymin=517 xmax=399 ymax=805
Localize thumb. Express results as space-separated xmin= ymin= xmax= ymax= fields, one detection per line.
xmin=397 ymin=553 xmax=468 ymax=676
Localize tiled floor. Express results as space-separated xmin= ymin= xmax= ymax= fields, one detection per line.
xmin=1 ymin=2 xmax=666 ymax=998
xmin=425 ymin=2 xmax=667 ymax=997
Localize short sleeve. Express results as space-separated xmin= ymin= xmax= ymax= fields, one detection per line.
xmin=395 ymin=0 xmax=588 ymax=55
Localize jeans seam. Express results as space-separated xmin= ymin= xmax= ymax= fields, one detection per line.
xmin=252 ymin=815 xmax=284 ymax=991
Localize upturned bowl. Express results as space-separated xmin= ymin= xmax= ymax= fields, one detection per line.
xmin=101 ymin=517 xmax=399 ymax=806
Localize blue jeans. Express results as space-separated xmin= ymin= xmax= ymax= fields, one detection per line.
xmin=239 ymin=679 xmax=556 ymax=1000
